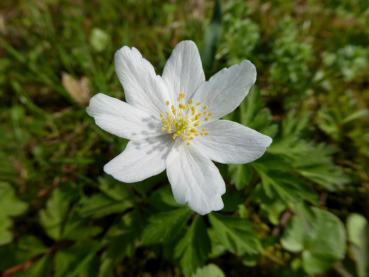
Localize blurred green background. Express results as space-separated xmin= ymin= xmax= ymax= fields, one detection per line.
xmin=0 ymin=0 xmax=369 ymax=276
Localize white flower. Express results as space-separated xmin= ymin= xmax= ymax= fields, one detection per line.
xmin=87 ymin=40 xmax=272 ymax=215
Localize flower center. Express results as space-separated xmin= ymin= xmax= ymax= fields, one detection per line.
xmin=160 ymin=92 xmax=211 ymax=145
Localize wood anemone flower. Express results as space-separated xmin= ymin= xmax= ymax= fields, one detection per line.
xmin=87 ymin=40 xmax=272 ymax=215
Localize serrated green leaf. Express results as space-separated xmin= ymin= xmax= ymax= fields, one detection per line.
xmin=0 ymin=182 xmax=28 ymax=245
xmin=192 ymin=263 xmax=225 ymax=277
xmin=39 ymin=188 xmax=72 ymax=240
xmin=98 ymin=177 xmax=132 ymax=201
xmin=54 ymin=240 xmax=100 ymax=277
xmin=259 ymin=198 xmax=287 ymax=225
xmin=79 ymin=193 xmax=132 ymax=219
xmin=209 ymin=214 xmax=262 ymax=255
xmin=39 ymin=188 xmax=101 ymax=240
xmin=14 ymin=255 xmax=53 ymax=277
xmin=268 ymin=111 xmax=348 ymax=191
xmin=99 ymin=210 xmax=142 ymax=277
xmin=148 ymin=186 xmax=182 ymax=211
xmin=222 ymin=191 xmax=244 ymax=212
xmin=15 ymin=235 xmax=48 ymax=258
xmin=254 ymin=163 xmax=318 ymax=204
xmin=208 ymin=228 xmax=227 ymax=258
xmin=142 ymin=208 xmax=191 ymax=245
xmin=0 ymin=235 xmax=48 ymax=272
xmin=0 ymin=218 xmax=12 ymax=245
xmin=0 ymin=183 xmax=28 ymax=217
xmin=240 ymin=90 xmax=275 ymax=134
xmin=175 ymin=217 xmax=210 ymax=277
xmin=228 ymin=164 xmax=253 ymax=190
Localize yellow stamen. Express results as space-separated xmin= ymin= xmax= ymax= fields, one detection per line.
xmin=160 ymin=93 xmax=212 ymax=145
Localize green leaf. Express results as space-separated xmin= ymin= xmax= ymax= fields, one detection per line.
xmin=79 ymin=193 xmax=132 ymax=219
xmin=148 ymin=186 xmax=182 ymax=211
xmin=342 ymin=109 xmax=368 ymax=124
xmin=228 ymin=164 xmax=253 ymax=190
xmin=239 ymin=89 xmax=276 ymax=135
xmin=346 ymin=213 xmax=369 ymax=277
xmin=14 ymin=256 xmax=53 ymax=277
xmin=98 ymin=177 xmax=132 ymax=201
xmin=0 ymin=235 xmax=48 ymax=272
xmin=0 ymin=182 xmax=28 ymax=245
xmin=142 ymin=208 xmax=191 ymax=245
xmin=0 ymin=218 xmax=12 ymax=245
xmin=202 ymin=0 xmax=222 ymax=72
xmin=39 ymin=188 xmax=72 ymax=240
xmin=258 ymin=197 xmax=287 ymax=225
xmin=218 ymin=2 xmax=260 ymax=65
xmin=302 ymin=251 xmax=336 ymax=275
xmin=54 ymin=240 xmax=101 ymax=277
xmin=281 ymin=207 xmax=346 ymax=274
xmin=175 ymin=217 xmax=211 ymax=277
xmin=99 ymin=230 xmax=137 ymax=277
xmin=99 ymin=210 xmax=142 ymax=277
xmin=254 ymin=162 xmax=318 ymax=204
xmin=192 ymin=263 xmax=225 ymax=277
xmin=268 ymin=111 xmax=349 ymax=191
xmin=79 ymin=177 xmax=133 ymax=218
xmin=209 ymin=214 xmax=262 ymax=255
xmin=39 ymin=188 xmax=101 ymax=240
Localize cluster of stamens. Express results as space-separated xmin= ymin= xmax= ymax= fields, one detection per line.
xmin=160 ymin=92 xmax=212 ymax=145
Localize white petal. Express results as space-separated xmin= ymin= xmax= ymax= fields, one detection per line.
xmin=162 ymin=40 xmax=205 ymax=102
xmin=192 ymin=60 xmax=256 ymax=120
xmin=86 ymin=93 xmax=162 ymax=140
xmin=193 ymin=120 xmax=272 ymax=164
xmin=115 ymin=46 xmax=170 ymax=116
xmin=104 ymin=136 xmax=172 ymax=183
xmin=166 ymin=142 xmax=225 ymax=215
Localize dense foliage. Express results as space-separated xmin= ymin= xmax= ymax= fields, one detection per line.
xmin=1 ymin=0 xmax=368 ymax=276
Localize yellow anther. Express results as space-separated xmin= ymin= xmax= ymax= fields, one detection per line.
xmin=160 ymin=94 xmax=211 ymax=145
xmin=177 ymin=92 xmax=186 ymax=101
xmin=191 ymin=106 xmax=196 ymax=115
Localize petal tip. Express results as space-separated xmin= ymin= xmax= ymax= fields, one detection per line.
xmin=177 ymin=39 xmax=196 ymax=46
xmin=265 ymin=135 xmax=273 ymax=148
xmin=241 ymin=60 xmax=257 ymax=82
xmin=103 ymin=164 xmax=133 ymax=183
xmin=86 ymin=93 xmax=105 ymax=117
xmin=103 ymin=162 xmax=114 ymax=175
xmin=188 ymin=194 xmax=225 ymax=216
